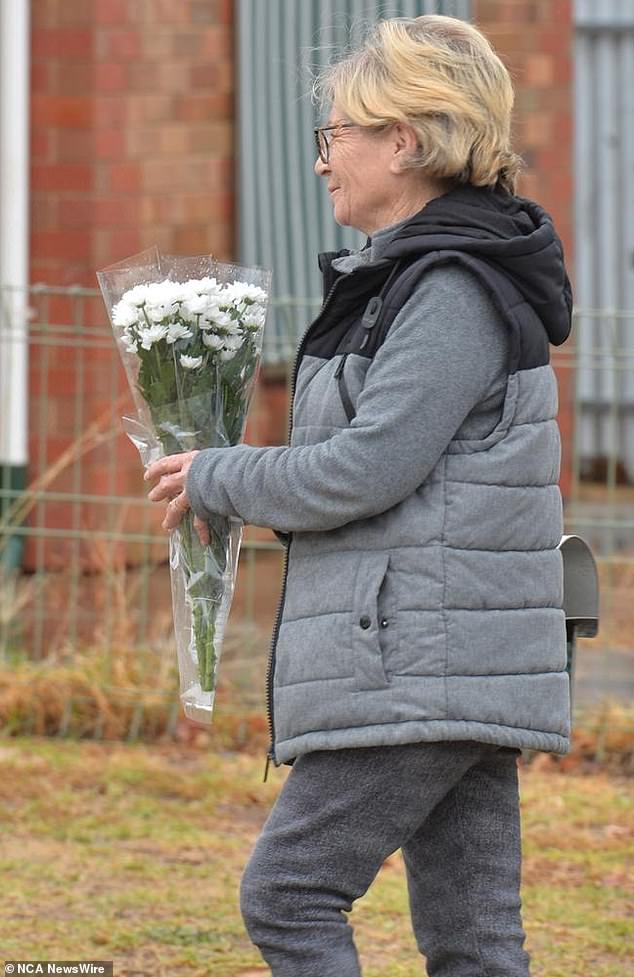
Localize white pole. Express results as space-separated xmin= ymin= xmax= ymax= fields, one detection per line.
xmin=0 ymin=0 xmax=30 ymax=467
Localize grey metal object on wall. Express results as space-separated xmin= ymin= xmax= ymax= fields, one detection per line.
xmin=559 ymin=533 xmax=600 ymax=712
xmin=236 ymin=0 xmax=472 ymax=363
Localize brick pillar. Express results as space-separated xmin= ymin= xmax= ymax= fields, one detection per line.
xmin=31 ymin=0 xmax=235 ymax=284
xmin=474 ymin=0 xmax=575 ymax=500
xmin=26 ymin=0 xmax=236 ymax=570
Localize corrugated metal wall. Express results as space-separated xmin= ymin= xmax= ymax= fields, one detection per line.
xmin=574 ymin=0 xmax=634 ymax=475
xmin=237 ymin=0 xmax=471 ymax=362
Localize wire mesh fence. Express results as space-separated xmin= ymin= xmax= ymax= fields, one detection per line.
xmin=554 ymin=308 xmax=634 ymax=730
xmin=0 ymin=284 xmax=632 ymax=750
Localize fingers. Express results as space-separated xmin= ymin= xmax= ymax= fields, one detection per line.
xmin=144 ymin=450 xmax=198 ymax=484
xmin=194 ymin=515 xmax=210 ymax=547
xmin=144 ymin=455 xmax=184 ymax=483
xmin=144 ymin=452 xmax=206 ymax=542
xmin=161 ymin=491 xmax=190 ymax=530
xmin=160 ymin=497 xmax=209 ymax=548
xmin=148 ymin=471 xmax=184 ymax=502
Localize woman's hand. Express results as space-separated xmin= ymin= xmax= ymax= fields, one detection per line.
xmin=144 ymin=450 xmax=210 ymax=545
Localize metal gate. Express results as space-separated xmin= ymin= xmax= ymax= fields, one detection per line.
xmin=574 ymin=0 xmax=634 ymax=479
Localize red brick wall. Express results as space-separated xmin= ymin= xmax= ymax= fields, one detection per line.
xmin=474 ymin=0 xmax=575 ymax=498
xmin=26 ymin=0 xmax=237 ymax=570
xmin=31 ymin=0 xmax=235 ymax=285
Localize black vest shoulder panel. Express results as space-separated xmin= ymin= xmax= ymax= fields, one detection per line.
xmin=308 ymin=251 xmax=550 ymax=372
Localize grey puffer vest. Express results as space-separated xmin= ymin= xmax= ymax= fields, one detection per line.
xmin=268 ymin=188 xmax=573 ymax=766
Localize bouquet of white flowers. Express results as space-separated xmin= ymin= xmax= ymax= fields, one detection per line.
xmin=97 ymin=247 xmax=270 ymax=723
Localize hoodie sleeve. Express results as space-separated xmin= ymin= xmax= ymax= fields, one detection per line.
xmin=186 ymin=265 xmax=510 ymax=533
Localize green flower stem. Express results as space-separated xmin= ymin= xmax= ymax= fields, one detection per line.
xmin=192 ymin=601 xmax=216 ymax=692
xmin=192 ymin=602 xmax=205 ymax=686
xmin=179 ymin=509 xmax=223 ymax=693
xmin=202 ymin=604 xmax=216 ymax=691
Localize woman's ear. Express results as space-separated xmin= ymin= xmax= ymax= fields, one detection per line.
xmin=388 ymin=122 xmax=419 ymax=174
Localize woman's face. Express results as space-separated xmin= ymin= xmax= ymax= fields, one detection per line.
xmin=314 ymin=106 xmax=403 ymax=236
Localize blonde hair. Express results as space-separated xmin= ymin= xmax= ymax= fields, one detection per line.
xmin=312 ymin=15 xmax=522 ymax=193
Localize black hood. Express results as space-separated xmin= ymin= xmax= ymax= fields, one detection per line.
xmin=379 ymin=184 xmax=573 ymax=346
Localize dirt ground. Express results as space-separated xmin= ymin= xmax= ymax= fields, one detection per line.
xmin=0 ymin=737 xmax=632 ymax=977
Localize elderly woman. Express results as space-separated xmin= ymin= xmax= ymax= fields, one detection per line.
xmin=145 ymin=14 xmax=572 ymax=977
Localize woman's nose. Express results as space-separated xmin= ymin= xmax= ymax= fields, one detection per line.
xmin=314 ymin=156 xmax=329 ymax=177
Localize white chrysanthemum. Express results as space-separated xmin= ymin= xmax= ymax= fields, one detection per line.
xmin=176 ymin=279 xmax=195 ymax=294
xmin=112 ymin=301 xmax=139 ymax=329
xmin=178 ymin=305 xmax=197 ymax=325
xmin=121 ymin=333 xmax=138 ymax=354
xmin=179 ymin=354 xmax=203 ymax=370
xmin=183 ymin=294 xmax=210 ymax=316
xmin=208 ymin=310 xmax=233 ymax=329
xmin=242 ymin=308 xmax=266 ymax=330
xmin=198 ymin=307 xmax=218 ymax=330
xmin=220 ymin=348 xmax=237 ymax=361
xmin=201 ymin=332 xmax=224 ymax=350
xmin=223 ymin=281 xmax=267 ymax=305
xmin=209 ymin=314 xmax=240 ymax=336
xmin=223 ymin=334 xmax=244 ymax=351
xmin=166 ymin=322 xmax=193 ymax=344
xmin=145 ymin=279 xmax=178 ymax=306
xmin=196 ymin=276 xmax=221 ymax=295
xmin=138 ymin=323 xmax=169 ymax=349
xmin=168 ymin=282 xmax=192 ymax=304
xmin=145 ymin=301 xmax=174 ymax=323
xmin=123 ymin=283 xmax=150 ymax=307
xmin=242 ymin=321 xmax=262 ymax=334
xmin=218 ymin=283 xmax=239 ymax=303
xmin=253 ymin=307 xmax=266 ymax=324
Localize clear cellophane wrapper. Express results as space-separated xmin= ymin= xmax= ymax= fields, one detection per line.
xmin=97 ymin=247 xmax=271 ymax=723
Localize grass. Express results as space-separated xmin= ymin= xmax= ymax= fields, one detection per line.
xmin=0 ymin=624 xmax=272 ymax=752
xmin=2 ymin=642 xmax=634 ymax=775
xmin=0 ymin=737 xmax=632 ymax=977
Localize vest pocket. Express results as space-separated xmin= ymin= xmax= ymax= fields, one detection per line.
xmin=448 ymin=372 xmax=519 ymax=454
xmin=350 ymin=551 xmax=396 ymax=692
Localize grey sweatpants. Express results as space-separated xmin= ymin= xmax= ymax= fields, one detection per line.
xmin=240 ymin=741 xmax=531 ymax=977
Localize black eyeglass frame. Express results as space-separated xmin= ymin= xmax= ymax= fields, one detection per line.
xmin=313 ymin=122 xmax=358 ymax=164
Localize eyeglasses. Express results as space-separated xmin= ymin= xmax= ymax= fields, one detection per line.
xmin=314 ymin=122 xmax=358 ymax=164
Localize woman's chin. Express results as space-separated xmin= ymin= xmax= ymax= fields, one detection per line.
xmin=332 ymin=208 xmax=351 ymax=228
xmin=332 ymin=200 xmax=364 ymax=232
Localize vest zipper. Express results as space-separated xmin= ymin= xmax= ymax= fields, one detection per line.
xmin=263 ymin=274 xmax=348 ymax=781
xmin=334 ymin=352 xmax=355 ymax=423
xmin=264 ymin=259 xmax=404 ymax=775
xmin=334 ymin=352 xmax=348 ymax=378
